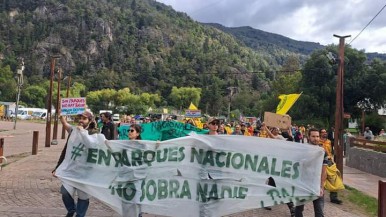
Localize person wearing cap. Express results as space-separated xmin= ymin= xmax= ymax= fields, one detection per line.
xmin=207 ymin=117 xmax=220 ymax=135
xmin=144 ymin=117 xmax=151 ymax=123
xmin=101 ymin=112 xmax=116 ymax=140
xmin=52 ymin=111 xmax=98 ymax=217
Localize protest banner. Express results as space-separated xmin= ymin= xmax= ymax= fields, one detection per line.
xmin=61 ymin=98 xmax=86 ymax=115
xmin=264 ymin=112 xmax=291 ymax=129
xmin=140 ymin=121 xmax=208 ymax=141
xmin=56 ymin=129 xmax=324 ymax=217
xmin=117 ymin=124 xmax=130 ymax=140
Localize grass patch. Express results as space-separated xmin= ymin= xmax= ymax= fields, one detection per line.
xmin=340 ymin=185 xmax=378 ymax=216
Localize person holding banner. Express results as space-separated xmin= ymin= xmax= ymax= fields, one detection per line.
xmin=52 ymin=111 xmax=98 ymax=217
xmin=295 ymin=128 xmax=328 ymax=217
xmin=262 ymin=123 xmax=295 ymax=216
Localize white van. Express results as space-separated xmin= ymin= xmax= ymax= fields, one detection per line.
xmin=17 ymin=108 xmax=46 ymax=120
xmin=30 ymin=109 xmax=48 ymax=120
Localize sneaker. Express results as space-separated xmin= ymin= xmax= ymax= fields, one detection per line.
xmin=65 ymin=213 xmax=74 ymax=217
xmin=264 ymin=207 xmax=272 ymax=210
xmin=331 ymin=199 xmax=343 ymax=204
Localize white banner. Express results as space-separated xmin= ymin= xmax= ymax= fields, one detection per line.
xmin=56 ymin=129 xmax=324 ymax=217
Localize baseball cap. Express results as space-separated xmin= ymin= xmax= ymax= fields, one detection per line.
xmin=78 ymin=111 xmax=93 ymax=120
xmin=207 ymin=117 xmax=220 ymax=125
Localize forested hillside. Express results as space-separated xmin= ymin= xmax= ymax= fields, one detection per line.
xmin=207 ymin=23 xmax=386 ymax=63
xmin=206 ymin=23 xmax=323 ymax=65
xmin=1 ymin=0 xmax=385 ymax=125
xmin=0 ymin=0 xmax=280 ymax=115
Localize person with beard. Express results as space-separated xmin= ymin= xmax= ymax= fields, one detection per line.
xmin=320 ymin=129 xmax=342 ymax=205
xmin=295 ymin=128 xmax=329 ymax=217
xmin=52 ymin=111 xmax=98 ymax=217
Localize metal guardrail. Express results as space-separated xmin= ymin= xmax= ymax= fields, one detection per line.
xmin=349 ymin=137 xmax=386 ymax=152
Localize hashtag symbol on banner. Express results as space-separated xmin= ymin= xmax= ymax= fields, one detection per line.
xmin=71 ymin=143 xmax=85 ymax=160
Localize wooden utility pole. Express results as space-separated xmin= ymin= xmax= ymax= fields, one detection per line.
xmin=333 ymin=34 xmax=350 ymax=179
xmin=45 ymin=56 xmax=59 ymax=147
xmin=52 ymin=68 xmax=62 ymax=141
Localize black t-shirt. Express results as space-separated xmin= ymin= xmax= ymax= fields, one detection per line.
xmin=101 ymin=121 xmax=115 ymax=140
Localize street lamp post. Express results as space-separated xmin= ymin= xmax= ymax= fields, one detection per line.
xmin=333 ymin=34 xmax=350 ymax=179
xmin=13 ymin=58 xmax=24 ymax=130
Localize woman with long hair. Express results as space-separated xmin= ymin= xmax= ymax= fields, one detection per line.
xmin=128 ymin=124 xmax=142 ymax=140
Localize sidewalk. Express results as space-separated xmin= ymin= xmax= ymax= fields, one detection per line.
xmin=0 ymin=121 xmax=378 ymax=217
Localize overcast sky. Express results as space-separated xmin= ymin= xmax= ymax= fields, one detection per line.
xmin=156 ymin=0 xmax=386 ymax=53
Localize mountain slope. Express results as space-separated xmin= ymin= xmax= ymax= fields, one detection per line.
xmin=0 ymin=0 xmax=271 ymax=90
xmin=206 ymin=23 xmax=386 ymax=62
xmin=206 ymin=23 xmax=324 ymax=55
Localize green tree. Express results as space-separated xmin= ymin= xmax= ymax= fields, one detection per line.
xmin=0 ymin=64 xmax=17 ymax=101
xmin=86 ymin=89 xmax=117 ymax=113
xmin=299 ymin=46 xmax=386 ymax=123
xmin=21 ymin=85 xmax=47 ymax=108
xmin=169 ymin=86 xmax=202 ymax=111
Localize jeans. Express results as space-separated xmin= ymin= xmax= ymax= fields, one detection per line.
xmin=330 ymin=191 xmax=338 ymax=200
xmin=295 ymin=196 xmax=324 ymax=217
xmin=61 ymin=185 xmax=90 ymax=217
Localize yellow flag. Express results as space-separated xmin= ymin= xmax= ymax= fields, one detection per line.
xmin=276 ymin=93 xmax=302 ymax=115
xmin=188 ymin=102 xmax=198 ymax=110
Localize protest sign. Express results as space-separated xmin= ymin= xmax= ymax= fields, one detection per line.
xmin=264 ymin=112 xmax=291 ymax=129
xmin=56 ymin=129 xmax=324 ymax=217
xmin=185 ymin=109 xmax=201 ymax=118
xmin=140 ymin=121 xmax=208 ymax=141
xmin=61 ymin=98 xmax=86 ymax=115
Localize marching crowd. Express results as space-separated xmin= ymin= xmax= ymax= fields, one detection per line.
xmin=52 ymin=111 xmax=381 ymax=217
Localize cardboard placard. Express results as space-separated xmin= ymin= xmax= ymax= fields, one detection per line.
xmin=264 ymin=112 xmax=291 ymax=129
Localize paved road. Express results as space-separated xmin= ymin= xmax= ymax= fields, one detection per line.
xmin=0 ymin=121 xmax=375 ymax=216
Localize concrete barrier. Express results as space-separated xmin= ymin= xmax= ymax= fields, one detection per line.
xmin=346 ymin=145 xmax=386 ymax=178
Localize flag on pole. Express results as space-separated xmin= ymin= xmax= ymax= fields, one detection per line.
xmin=188 ymin=102 xmax=198 ymax=110
xmin=276 ymin=93 xmax=302 ymax=115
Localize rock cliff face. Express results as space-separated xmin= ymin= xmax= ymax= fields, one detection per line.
xmin=0 ymin=0 xmax=272 ymax=94
xmin=28 ymin=3 xmax=115 ymax=75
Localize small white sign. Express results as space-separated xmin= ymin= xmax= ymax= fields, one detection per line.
xmin=61 ymin=98 xmax=86 ymax=115
xmin=185 ymin=109 xmax=201 ymax=117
